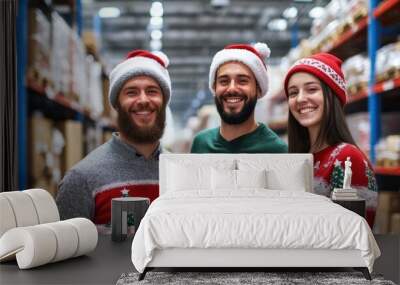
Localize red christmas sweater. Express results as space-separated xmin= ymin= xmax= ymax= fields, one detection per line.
xmin=93 ymin=182 xmax=159 ymax=225
xmin=313 ymin=143 xmax=378 ymax=227
xmin=56 ymin=134 xmax=161 ymax=235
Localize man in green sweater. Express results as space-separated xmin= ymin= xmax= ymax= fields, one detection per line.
xmin=191 ymin=43 xmax=287 ymax=153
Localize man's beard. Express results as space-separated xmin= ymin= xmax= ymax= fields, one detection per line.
xmin=116 ymin=103 xmax=166 ymax=144
xmin=214 ymin=93 xmax=257 ymax=125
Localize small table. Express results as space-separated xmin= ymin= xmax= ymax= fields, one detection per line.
xmin=112 ymin=197 xmax=150 ymax=242
xmin=332 ymin=198 xmax=366 ymax=218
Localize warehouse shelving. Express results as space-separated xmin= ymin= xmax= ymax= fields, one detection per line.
xmin=375 ymin=166 xmax=400 ymax=176
xmin=17 ymin=0 xmax=114 ymax=189
xmin=347 ymin=75 xmax=400 ymax=103
xmin=26 ymin=77 xmax=113 ymax=125
xmin=374 ymin=76 xmax=400 ymax=93
xmin=373 ymin=0 xmax=400 ymax=23
xmin=323 ymin=16 xmax=368 ymax=59
xmin=269 ymin=0 xmax=400 ymax=179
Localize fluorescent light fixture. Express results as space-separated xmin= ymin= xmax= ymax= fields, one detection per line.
xmin=150 ymin=16 xmax=163 ymax=28
xmin=150 ymin=39 xmax=162 ymax=51
xmin=294 ymin=0 xmax=312 ymax=2
xmin=283 ymin=7 xmax=298 ymax=19
xmin=309 ymin=6 xmax=325 ymax=18
xmin=150 ymin=2 xmax=163 ymax=17
xmin=151 ymin=30 xmax=163 ymax=40
xmin=268 ymin=18 xmax=287 ymax=31
xmin=211 ymin=0 xmax=230 ymax=8
xmin=98 ymin=7 xmax=120 ymax=18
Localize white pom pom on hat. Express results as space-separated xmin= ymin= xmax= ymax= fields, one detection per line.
xmin=253 ymin=42 xmax=271 ymax=59
xmin=209 ymin=42 xmax=272 ymax=98
xmin=108 ymin=49 xmax=172 ymax=109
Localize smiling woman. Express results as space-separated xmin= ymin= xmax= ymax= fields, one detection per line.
xmin=284 ymin=53 xmax=378 ymax=228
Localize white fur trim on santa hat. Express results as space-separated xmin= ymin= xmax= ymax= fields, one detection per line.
xmin=109 ymin=56 xmax=171 ymax=109
xmin=209 ymin=46 xmax=270 ymax=98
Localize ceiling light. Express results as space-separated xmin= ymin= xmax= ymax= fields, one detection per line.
xmin=151 ymin=30 xmax=163 ymax=40
xmin=309 ymin=6 xmax=325 ymax=18
xmin=150 ymin=16 xmax=163 ymax=28
xmin=150 ymin=39 xmax=162 ymax=51
xmin=98 ymin=7 xmax=120 ymax=18
xmin=283 ymin=7 xmax=298 ymax=19
xmin=210 ymin=0 xmax=230 ymax=8
xmin=268 ymin=18 xmax=287 ymax=31
xmin=150 ymin=2 xmax=163 ymax=17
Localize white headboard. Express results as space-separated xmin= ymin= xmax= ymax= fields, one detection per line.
xmin=159 ymin=154 xmax=313 ymax=195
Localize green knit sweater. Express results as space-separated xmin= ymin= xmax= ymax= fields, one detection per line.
xmin=190 ymin=123 xmax=288 ymax=153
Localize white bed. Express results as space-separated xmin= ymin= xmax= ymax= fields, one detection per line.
xmin=131 ymin=154 xmax=380 ymax=280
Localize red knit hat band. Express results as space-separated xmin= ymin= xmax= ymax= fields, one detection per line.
xmin=126 ymin=50 xmax=166 ymax=67
xmin=284 ymin=53 xmax=347 ymax=105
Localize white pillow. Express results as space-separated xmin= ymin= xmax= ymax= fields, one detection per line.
xmin=211 ymin=168 xmax=236 ymax=190
xmin=237 ymin=158 xmax=309 ymax=192
xmin=266 ymin=167 xmax=307 ymax=191
xmin=167 ymin=163 xmax=211 ymax=191
xmin=236 ymin=169 xmax=267 ymax=189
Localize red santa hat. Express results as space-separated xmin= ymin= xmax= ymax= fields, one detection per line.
xmin=209 ymin=42 xmax=271 ymax=98
xmin=284 ymin=53 xmax=347 ymax=105
xmin=109 ymin=50 xmax=171 ymax=109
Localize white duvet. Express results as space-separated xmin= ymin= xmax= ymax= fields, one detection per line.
xmin=131 ymin=190 xmax=380 ymax=273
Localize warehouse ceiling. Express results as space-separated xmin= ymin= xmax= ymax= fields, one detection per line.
xmin=82 ymin=0 xmax=330 ymax=127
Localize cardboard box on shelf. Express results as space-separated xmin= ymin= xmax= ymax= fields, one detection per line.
xmin=101 ymin=77 xmax=111 ymax=115
xmin=27 ymin=9 xmax=51 ymax=86
xmin=57 ymin=120 xmax=83 ymax=175
xmin=103 ymin=131 xmax=113 ymax=143
xmin=374 ymin=191 xmax=400 ymax=234
xmin=33 ymin=177 xmax=58 ymax=198
xmin=28 ymin=116 xmax=53 ymax=180
xmin=391 ymin=213 xmax=400 ymax=234
xmin=70 ymin=31 xmax=87 ymax=104
xmin=102 ymin=76 xmax=118 ymax=122
xmin=85 ymin=125 xmax=103 ymax=154
xmin=82 ymin=31 xmax=99 ymax=57
xmin=51 ymin=12 xmax=72 ymax=96
xmin=29 ymin=116 xmax=66 ymax=197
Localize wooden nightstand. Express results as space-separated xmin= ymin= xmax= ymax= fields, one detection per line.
xmin=332 ymin=198 xmax=366 ymax=218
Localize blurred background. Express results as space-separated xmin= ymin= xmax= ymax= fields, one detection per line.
xmin=1 ymin=0 xmax=400 ymax=235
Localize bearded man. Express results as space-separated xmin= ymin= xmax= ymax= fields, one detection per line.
xmin=191 ymin=43 xmax=287 ymax=153
xmin=56 ymin=50 xmax=171 ymax=232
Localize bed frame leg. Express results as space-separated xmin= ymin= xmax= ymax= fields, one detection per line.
xmin=354 ymin=267 xmax=371 ymax=280
xmin=138 ymin=268 xmax=148 ymax=281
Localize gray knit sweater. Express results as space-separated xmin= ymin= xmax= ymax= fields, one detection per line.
xmin=56 ymin=133 xmax=160 ymax=226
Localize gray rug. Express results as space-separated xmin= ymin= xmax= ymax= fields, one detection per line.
xmin=117 ymin=271 xmax=396 ymax=285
